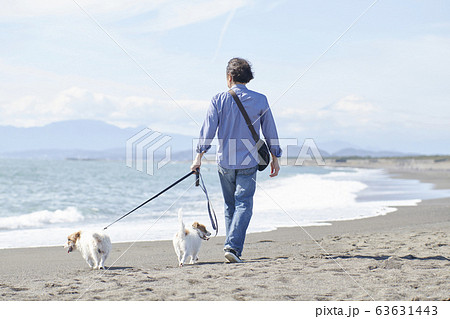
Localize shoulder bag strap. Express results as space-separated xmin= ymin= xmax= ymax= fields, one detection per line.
xmin=228 ymin=89 xmax=260 ymax=143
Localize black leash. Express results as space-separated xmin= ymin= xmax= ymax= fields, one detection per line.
xmin=103 ymin=169 xmax=218 ymax=236
xmin=103 ymin=171 xmax=194 ymax=230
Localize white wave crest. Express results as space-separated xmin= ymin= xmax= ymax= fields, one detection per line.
xmin=0 ymin=207 xmax=84 ymax=230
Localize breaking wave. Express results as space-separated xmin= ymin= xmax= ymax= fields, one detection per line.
xmin=0 ymin=207 xmax=84 ymax=230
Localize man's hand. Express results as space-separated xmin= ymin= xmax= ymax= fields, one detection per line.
xmin=269 ymin=155 xmax=280 ymax=177
xmin=191 ymin=152 xmax=204 ymax=172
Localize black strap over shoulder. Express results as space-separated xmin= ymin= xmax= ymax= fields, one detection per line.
xmin=229 ymin=89 xmax=260 ymax=143
xmin=229 ymin=89 xmax=271 ymax=171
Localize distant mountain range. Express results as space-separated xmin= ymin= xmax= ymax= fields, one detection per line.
xmin=331 ymin=148 xmax=419 ymax=158
xmin=284 ymin=145 xmax=418 ymax=160
xmin=0 ymin=120 xmax=195 ymax=160
xmin=0 ymin=120 xmax=137 ymax=152
xmin=0 ymin=120 xmax=419 ymax=160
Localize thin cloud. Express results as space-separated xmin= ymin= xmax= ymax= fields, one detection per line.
xmin=212 ymin=8 xmax=237 ymax=62
xmin=130 ymin=0 xmax=249 ymax=32
xmin=0 ymin=1 xmax=163 ymax=20
xmin=0 ymin=0 xmax=249 ymax=33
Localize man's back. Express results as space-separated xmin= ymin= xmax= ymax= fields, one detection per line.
xmin=197 ymin=84 xmax=281 ymax=169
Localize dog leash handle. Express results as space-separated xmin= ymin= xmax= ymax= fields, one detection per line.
xmin=195 ymin=168 xmax=200 ymax=187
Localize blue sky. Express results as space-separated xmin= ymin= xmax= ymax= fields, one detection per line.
xmin=0 ymin=0 xmax=449 ymax=154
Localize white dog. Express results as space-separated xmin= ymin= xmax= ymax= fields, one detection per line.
xmin=173 ymin=209 xmax=211 ymax=267
xmin=65 ymin=230 xmax=111 ymax=270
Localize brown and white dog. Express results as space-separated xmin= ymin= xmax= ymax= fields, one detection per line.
xmin=65 ymin=230 xmax=111 ymax=270
xmin=172 ymin=209 xmax=210 ymax=267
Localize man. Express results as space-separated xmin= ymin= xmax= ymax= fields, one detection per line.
xmin=191 ymin=58 xmax=282 ymax=263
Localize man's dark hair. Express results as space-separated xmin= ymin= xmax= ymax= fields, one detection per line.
xmin=226 ymin=58 xmax=254 ymax=84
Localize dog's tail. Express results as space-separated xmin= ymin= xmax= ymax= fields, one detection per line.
xmin=178 ymin=208 xmax=185 ymax=238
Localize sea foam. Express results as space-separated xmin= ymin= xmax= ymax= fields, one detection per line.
xmin=247 ymin=170 xmax=422 ymax=233
xmin=0 ymin=207 xmax=84 ymax=230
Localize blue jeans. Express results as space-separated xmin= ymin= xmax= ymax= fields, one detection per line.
xmin=218 ymin=165 xmax=257 ymax=257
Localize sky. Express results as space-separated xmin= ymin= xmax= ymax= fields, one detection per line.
xmin=0 ymin=0 xmax=449 ymax=154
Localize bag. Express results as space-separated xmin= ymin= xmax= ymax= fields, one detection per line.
xmin=229 ymin=89 xmax=270 ymax=171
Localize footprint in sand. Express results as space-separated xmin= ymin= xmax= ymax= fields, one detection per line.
xmin=9 ymin=287 xmax=29 ymax=292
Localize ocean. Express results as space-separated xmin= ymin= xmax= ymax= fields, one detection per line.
xmin=1 ymin=159 xmax=449 ymax=249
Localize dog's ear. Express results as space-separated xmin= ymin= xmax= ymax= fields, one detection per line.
xmin=197 ymin=224 xmax=207 ymax=233
xmin=192 ymin=222 xmax=199 ymax=229
xmin=67 ymin=231 xmax=81 ymax=243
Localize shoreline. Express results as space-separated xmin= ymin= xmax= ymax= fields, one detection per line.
xmin=1 ymin=164 xmax=449 ymax=300
xmin=0 ymin=164 xmax=443 ymax=251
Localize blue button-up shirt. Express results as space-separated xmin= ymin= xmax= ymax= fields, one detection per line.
xmin=197 ymin=84 xmax=282 ymax=169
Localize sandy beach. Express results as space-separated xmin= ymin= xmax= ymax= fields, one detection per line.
xmin=1 ymin=160 xmax=449 ymax=301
